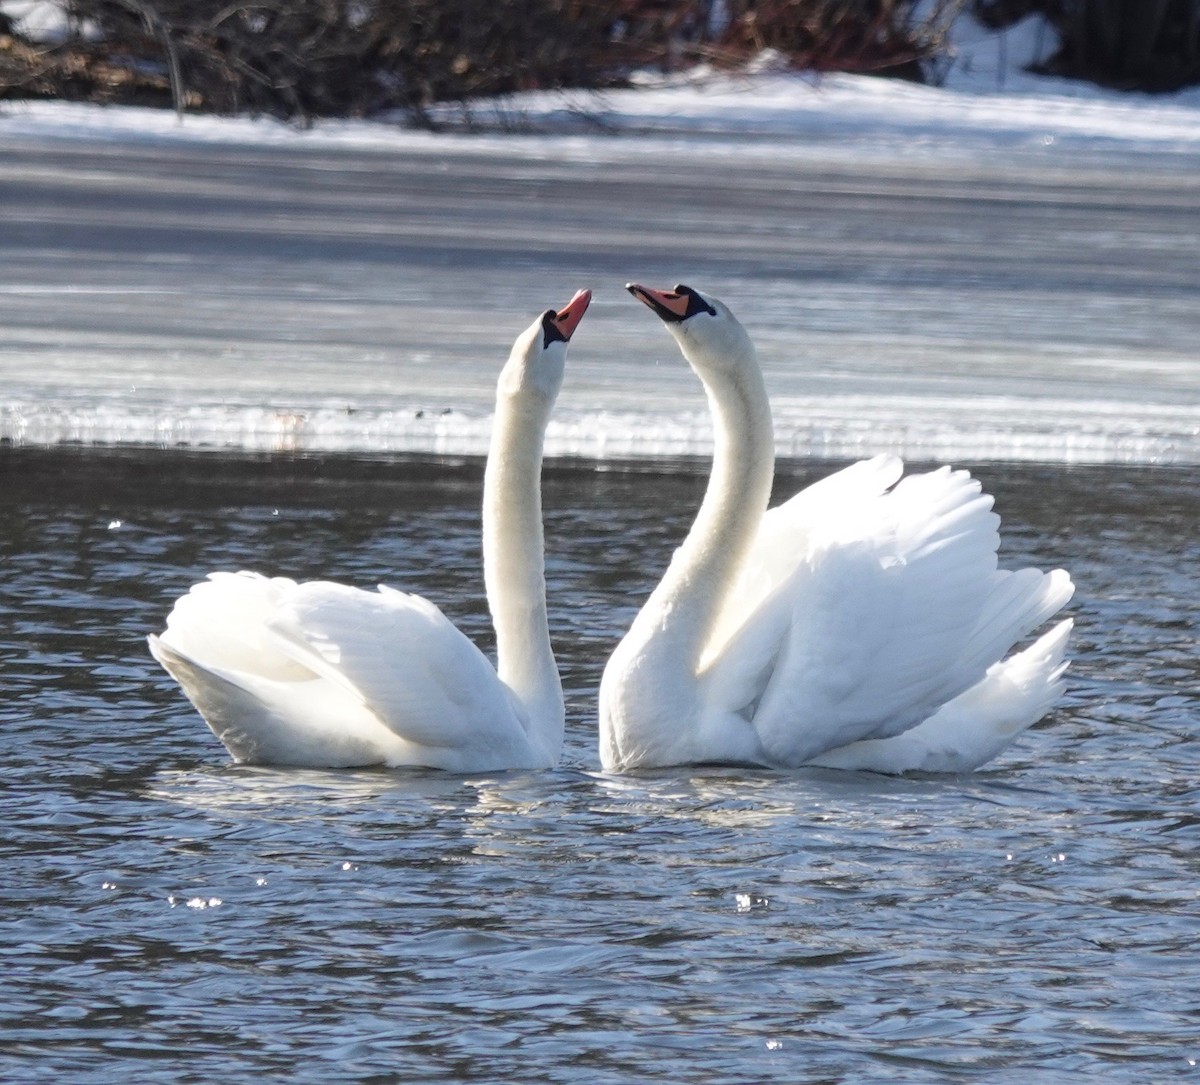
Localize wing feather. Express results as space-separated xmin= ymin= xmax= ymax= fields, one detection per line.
xmin=159 ymin=571 xmax=311 ymax=681
xmin=265 ymin=581 xmax=526 ymax=753
xmin=808 ymin=618 xmax=1073 ymax=773
xmin=701 ymin=460 xmax=1071 ymax=766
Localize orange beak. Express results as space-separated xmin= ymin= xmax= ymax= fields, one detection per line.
xmin=626 ymin=283 xmax=691 ymax=321
xmin=550 ymin=289 xmax=592 ymax=342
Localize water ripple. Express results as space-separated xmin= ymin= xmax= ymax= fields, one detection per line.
xmin=0 ymin=453 xmax=1196 ymax=1083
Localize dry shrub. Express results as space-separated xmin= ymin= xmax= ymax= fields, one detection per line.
xmin=601 ymin=0 xmax=963 ymax=78
xmin=1 ymin=1 xmax=628 ymax=119
xmin=0 ymin=24 xmax=174 ymax=104
xmin=713 ymin=0 xmax=962 ymax=79
xmin=31 ymin=1 xmax=1179 ymax=121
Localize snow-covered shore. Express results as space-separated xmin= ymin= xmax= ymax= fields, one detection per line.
xmin=3 ymin=12 xmax=1200 ymax=159
xmin=2 ymin=13 xmax=1198 ymax=465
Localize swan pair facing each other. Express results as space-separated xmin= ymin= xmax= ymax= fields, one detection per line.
xmin=150 ymin=284 xmax=1073 ymax=776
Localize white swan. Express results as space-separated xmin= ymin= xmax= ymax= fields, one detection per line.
xmin=149 ymin=289 xmax=591 ymax=771
xmin=599 ymin=283 xmax=1073 ymax=774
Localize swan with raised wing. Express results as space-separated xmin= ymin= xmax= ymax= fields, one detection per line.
xmin=599 ymin=283 xmax=1072 ymax=774
xmin=149 ymin=289 xmax=591 ymax=771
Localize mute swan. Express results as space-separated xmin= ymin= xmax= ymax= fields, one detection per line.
xmin=599 ymin=283 xmax=1073 ymax=774
xmin=149 ymin=289 xmax=591 ymax=771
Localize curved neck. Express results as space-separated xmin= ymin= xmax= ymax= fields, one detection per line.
xmin=482 ymin=391 xmax=563 ymax=760
xmin=629 ymin=348 xmax=775 ymax=674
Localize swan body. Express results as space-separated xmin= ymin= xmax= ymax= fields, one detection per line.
xmin=150 ymin=289 xmax=591 ymax=770
xmin=599 ymin=284 xmax=1073 ymax=774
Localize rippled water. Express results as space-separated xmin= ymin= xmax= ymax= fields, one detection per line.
xmin=2 ymin=448 xmax=1196 ymax=1083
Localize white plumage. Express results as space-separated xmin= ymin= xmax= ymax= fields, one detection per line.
xmin=600 ymin=284 xmax=1073 ymax=774
xmin=149 ymin=290 xmax=592 ymax=770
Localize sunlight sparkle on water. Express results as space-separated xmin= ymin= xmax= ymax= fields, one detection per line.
xmin=166 ymin=895 xmax=223 ymax=909
xmin=735 ymin=893 xmax=769 ymax=912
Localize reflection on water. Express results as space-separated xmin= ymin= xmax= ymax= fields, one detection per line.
xmin=1 ymin=448 xmax=1197 ymax=1083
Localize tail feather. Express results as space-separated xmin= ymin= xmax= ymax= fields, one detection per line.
xmin=148 ymin=632 xmax=278 ymax=762
xmin=807 ymin=618 xmax=1073 ymax=774
xmin=959 ymin=567 xmax=1074 ymax=679
xmin=148 ymin=632 xmax=400 ymax=768
xmin=158 ymin=571 xmax=310 ymax=682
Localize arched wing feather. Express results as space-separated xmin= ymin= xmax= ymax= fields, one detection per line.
xmin=265 ymin=581 xmax=527 ymax=754
xmin=701 ymin=460 xmax=1070 ymax=766
xmin=808 ymin=618 xmax=1073 ymax=773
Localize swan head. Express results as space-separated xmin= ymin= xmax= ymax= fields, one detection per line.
xmin=626 ymin=283 xmax=754 ymax=377
xmin=500 ymin=289 xmax=591 ymax=403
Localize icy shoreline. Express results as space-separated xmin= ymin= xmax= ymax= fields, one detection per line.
xmin=4 ymin=71 xmax=1200 ymax=160
xmin=5 ymin=393 xmax=1197 ymax=465
xmin=3 ymin=21 xmax=1197 ymax=468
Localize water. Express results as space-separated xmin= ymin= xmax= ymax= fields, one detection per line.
xmin=2 ymin=449 xmax=1197 ymax=1083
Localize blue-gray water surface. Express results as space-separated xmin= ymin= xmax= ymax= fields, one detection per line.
xmin=1 ymin=448 xmax=1196 ymax=1083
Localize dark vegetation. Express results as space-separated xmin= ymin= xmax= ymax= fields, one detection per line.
xmin=0 ymin=0 xmax=960 ymax=121
xmin=1 ymin=0 xmax=1195 ymax=123
xmin=977 ymin=0 xmax=1200 ymax=92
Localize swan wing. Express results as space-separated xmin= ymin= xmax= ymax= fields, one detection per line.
xmin=703 ymin=454 xmax=904 ymax=666
xmin=702 ymin=461 xmax=1073 ymax=766
xmin=808 ymin=618 xmax=1073 ymax=773
xmin=264 ymin=580 xmax=530 ymax=757
xmin=151 ymin=572 xmax=418 ymax=766
xmin=155 ymin=571 xmax=312 ymax=681
xmin=152 ymin=571 xmax=533 ymax=768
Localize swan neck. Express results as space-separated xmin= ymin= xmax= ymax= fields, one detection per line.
xmin=482 ymin=390 xmax=563 ymax=757
xmin=634 ymin=349 xmax=774 ymax=671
